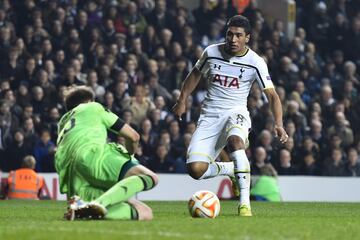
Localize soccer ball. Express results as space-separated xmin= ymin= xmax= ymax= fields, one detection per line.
xmin=188 ymin=190 xmax=220 ymax=218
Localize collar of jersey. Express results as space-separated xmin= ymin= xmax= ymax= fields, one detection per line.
xmin=221 ymin=44 xmax=249 ymax=58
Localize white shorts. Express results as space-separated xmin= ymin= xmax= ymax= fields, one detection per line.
xmin=187 ymin=107 xmax=251 ymax=164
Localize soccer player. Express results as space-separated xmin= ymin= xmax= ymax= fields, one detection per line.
xmin=172 ymin=15 xmax=288 ymax=216
xmin=55 ymin=86 xmax=158 ymax=220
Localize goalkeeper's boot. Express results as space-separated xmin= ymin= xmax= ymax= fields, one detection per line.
xmin=229 ymin=176 xmax=240 ymax=197
xmin=65 ymin=195 xmax=86 ymax=220
xmin=238 ymin=204 xmax=252 ymax=217
xmin=65 ymin=195 xmax=107 ymax=220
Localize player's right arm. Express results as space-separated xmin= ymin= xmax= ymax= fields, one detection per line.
xmin=172 ymin=67 xmax=202 ymax=120
xmin=173 ymin=45 xmax=210 ymax=120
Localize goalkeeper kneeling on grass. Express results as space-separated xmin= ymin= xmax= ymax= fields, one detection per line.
xmin=55 ymin=86 xmax=158 ymax=221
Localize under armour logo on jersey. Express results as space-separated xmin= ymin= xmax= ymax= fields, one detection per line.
xmin=239 ymin=68 xmax=245 ymax=79
xmin=213 ymin=64 xmax=221 ymax=70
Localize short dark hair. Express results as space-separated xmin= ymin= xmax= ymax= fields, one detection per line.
xmin=226 ymin=15 xmax=251 ymax=35
xmin=64 ymin=86 xmax=95 ymax=110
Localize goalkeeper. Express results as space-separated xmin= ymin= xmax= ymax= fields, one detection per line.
xmin=55 ymin=86 xmax=158 ymax=221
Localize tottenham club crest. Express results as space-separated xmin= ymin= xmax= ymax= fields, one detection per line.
xmin=239 ymin=68 xmax=245 ymax=79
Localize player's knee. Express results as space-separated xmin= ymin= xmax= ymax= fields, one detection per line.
xmin=227 ymin=136 xmax=245 ymax=152
xmin=187 ymin=162 xmax=208 ymax=180
xmin=150 ymin=173 xmax=159 ymax=187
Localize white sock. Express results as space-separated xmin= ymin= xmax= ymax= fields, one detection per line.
xmin=199 ymin=162 xmax=234 ymax=179
xmin=230 ymin=150 xmax=250 ymax=206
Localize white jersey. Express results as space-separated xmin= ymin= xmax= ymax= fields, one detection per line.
xmin=194 ymin=43 xmax=274 ymax=114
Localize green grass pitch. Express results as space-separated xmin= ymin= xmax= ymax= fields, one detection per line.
xmin=1 ymin=200 xmax=360 ymax=240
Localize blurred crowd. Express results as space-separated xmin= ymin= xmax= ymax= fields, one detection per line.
xmin=0 ymin=0 xmax=359 ymax=177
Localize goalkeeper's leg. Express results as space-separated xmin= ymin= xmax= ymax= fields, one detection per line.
xmin=105 ymin=199 xmax=153 ymax=220
xmin=93 ymin=165 xmax=158 ymax=208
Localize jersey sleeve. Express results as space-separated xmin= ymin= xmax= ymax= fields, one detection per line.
xmin=194 ymin=47 xmax=209 ymax=74
xmin=254 ymin=56 xmax=274 ymax=91
xmin=95 ymin=103 xmax=125 ymax=133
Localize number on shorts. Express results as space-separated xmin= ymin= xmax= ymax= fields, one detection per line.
xmin=236 ymin=114 xmax=245 ymax=125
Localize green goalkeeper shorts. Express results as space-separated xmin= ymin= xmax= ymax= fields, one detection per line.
xmin=71 ymin=143 xmax=139 ymax=201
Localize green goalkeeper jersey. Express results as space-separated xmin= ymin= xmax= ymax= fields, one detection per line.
xmin=55 ymin=102 xmax=125 ymax=194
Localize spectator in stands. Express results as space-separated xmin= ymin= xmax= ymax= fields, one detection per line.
xmin=16 ymin=57 xmax=37 ymax=86
xmin=344 ymin=17 xmax=360 ymax=62
xmin=122 ymin=84 xmax=155 ymax=127
xmin=71 ymin=58 xmax=87 ymax=84
xmin=36 ymin=69 xmax=57 ymax=104
xmin=344 ymin=148 xmax=360 ymax=176
xmin=43 ymin=107 xmax=60 ymax=142
xmin=0 ymin=48 xmax=21 ymax=83
xmin=310 ymin=119 xmax=326 ymax=148
xmin=277 ymin=149 xmax=298 ymax=175
xmin=33 ymin=129 xmax=56 ymax=172
xmin=103 ymin=91 xmax=121 ymax=116
xmin=320 ymin=85 xmax=336 ymax=127
xmin=343 ymin=60 xmax=360 ymax=91
xmin=3 ymin=130 xmax=32 ymax=172
xmin=284 ymin=100 xmax=308 ymax=137
xmin=168 ymin=57 xmax=189 ymax=91
xmin=308 ymin=2 xmax=331 ymax=56
xmin=192 ymin=0 xmax=214 ymax=36
xmin=298 ymin=151 xmax=321 ymax=176
xmin=6 ymin=155 xmax=44 ymax=200
xmin=147 ymin=74 xmax=172 ymax=102
xmin=328 ymin=13 xmax=348 ymax=52
xmin=31 ymin=86 xmax=48 ymax=117
xmin=251 ymin=146 xmax=268 ymax=176
xmin=174 ymin=132 xmax=192 ymax=173
xmin=2 ymin=89 xmax=22 ymax=119
xmin=124 ymin=2 xmax=148 ymax=34
xmin=146 ymin=0 xmax=173 ymax=30
xmin=327 ymin=111 xmax=354 ymax=148
xmin=284 ymin=120 xmax=302 ymax=147
xmin=148 ymin=143 xmax=175 ymax=173
xmin=294 ymin=80 xmax=311 ymax=106
xmin=283 ymin=136 xmax=297 ymax=160
xmin=257 ymin=129 xmax=274 ymax=155
xmin=149 ymin=108 xmax=165 ymax=133
xmin=0 ymin=100 xmax=19 ymax=147
xmin=323 ymin=148 xmax=345 ymax=176
xmin=168 ymin=120 xmax=182 ymax=159
xmin=139 ymin=118 xmax=157 ymax=158
xmin=86 ymin=69 xmax=105 ymax=102
xmin=297 ymin=136 xmax=321 ymax=165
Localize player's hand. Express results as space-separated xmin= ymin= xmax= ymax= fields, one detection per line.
xmin=172 ymin=100 xmax=186 ymax=120
xmin=274 ymin=125 xmax=288 ymax=144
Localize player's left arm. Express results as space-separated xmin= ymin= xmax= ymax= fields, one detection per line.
xmin=118 ymin=123 xmax=140 ymax=155
xmin=255 ymin=56 xmax=288 ymax=144
xmin=263 ymin=88 xmax=288 ymax=144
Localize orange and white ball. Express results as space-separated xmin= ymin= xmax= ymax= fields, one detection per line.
xmin=188 ymin=190 xmax=221 ymax=218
